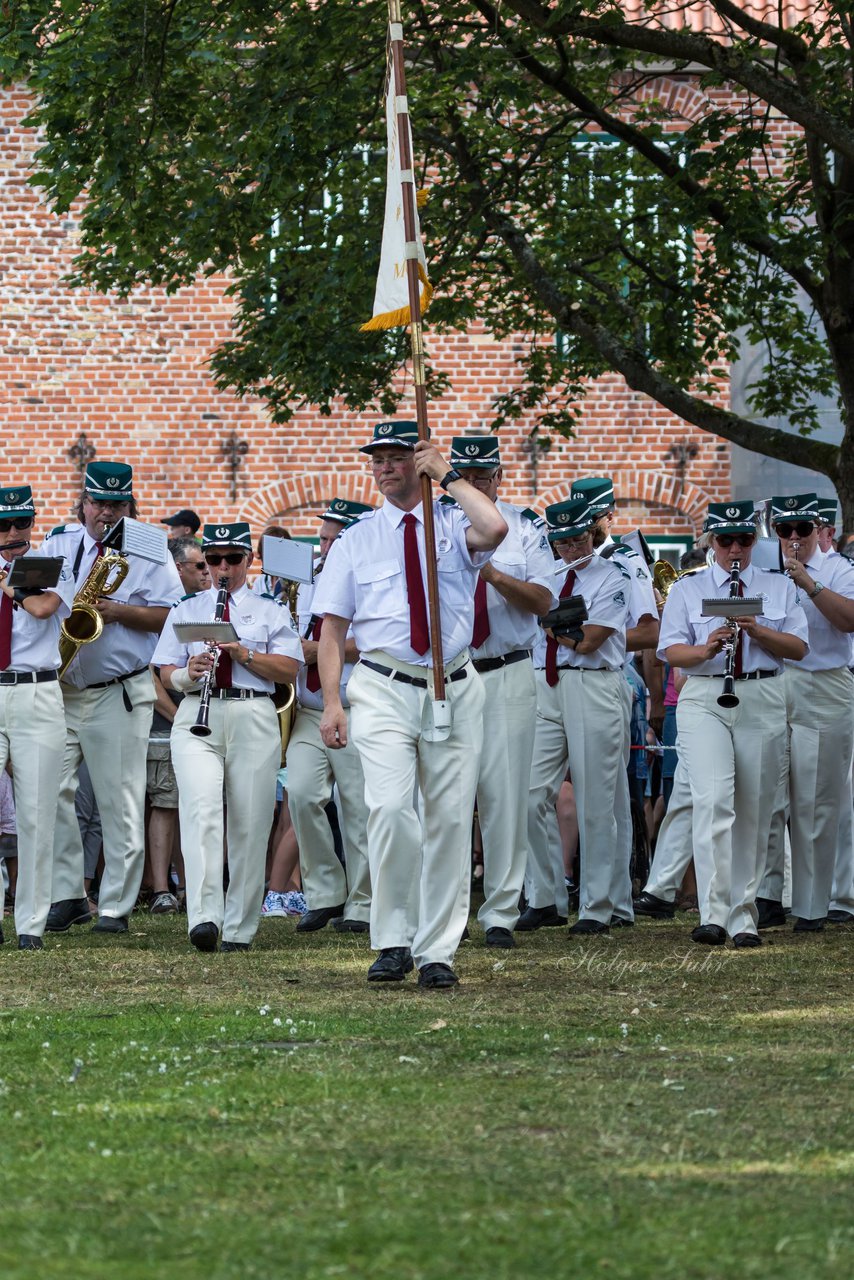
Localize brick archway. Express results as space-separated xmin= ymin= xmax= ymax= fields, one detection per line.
xmin=539 ymin=468 xmax=713 ymax=534
xmin=239 ymin=469 xmax=376 ymax=528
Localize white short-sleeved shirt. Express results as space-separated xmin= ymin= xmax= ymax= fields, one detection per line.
xmin=296 ymin=578 xmax=356 ymax=710
xmin=311 ymin=500 xmax=492 ymax=666
xmin=471 ymin=501 xmax=558 ymax=660
xmin=599 ymin=536 xmax=657 ymax=628
xmin=533 ymin=555 xmax=630 ymax=671
xmin=41 ymin=524 xmax=184 ymax=688
xmin=152 ymin=583 xmax=302 ymax=693
xmin=784 ymin=547 xmax=854 ymax=671
xmin=2 ymin=548 xmax=75 ymax=672
xmin=657 ymin=563 xmax=809 ymax=674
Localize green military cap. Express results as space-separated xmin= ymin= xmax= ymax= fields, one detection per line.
xmin=815 ymin=497 xmax=839 ymax=525
xmin=84 ymin=461 xmax=134 ymax=500
xmin=545 ymin=496 xmax=597 ymax=543
xmin=201 ymin=522 xmax=253 ymax=552
xmin=704 ymin=500 xmax=759 ymax=535
xmin=769 ymin=494 xmax=819 ymax=524
xmin=359 ymin=420 xmax=424 ymax=454
xmin=320 ymin=498 xmax=374 ymax=527
xmin=0 ymin=485 xmax=36 ymax=518
xmin=570 ymin=476 xmax=615 ymax=514
xmin=448 ymin=436 xmax=501 ymax=469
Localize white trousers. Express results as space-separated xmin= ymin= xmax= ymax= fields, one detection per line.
xmin=678 ymin=675 xmax=787 ymax=936
xmin=527 ymin=667 xmax=626 ymax=924
xmin=474 ymin=658 xmax=537 ymax=931
xmin=831 ymin=763 xmax=854 ymax=913
xmin=608 ymin=675 xmax=635 ymax=921
xmin=171 ymin=694 xmax=280 ymax=944
xmin=52 ymin=671 xmax=154 ymax=919
xmin=644 ymin=753 xmax=694 ymax=902
xmin=347 ymin=656 xmax=484 ymax=969
xmin=767 ymin=667 xmax=854 ymax=920
xmin=0 ymin=683 xmax=66 ymax=937
xmin=287 ymin=705 xmax=371 ymax=920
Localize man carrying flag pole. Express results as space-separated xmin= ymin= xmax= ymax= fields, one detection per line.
xmin=313 ymin=5 xmax=507 ymax=987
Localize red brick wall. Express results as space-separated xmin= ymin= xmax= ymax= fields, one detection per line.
xmin=1 ymin=82 xmax=733 ymax=546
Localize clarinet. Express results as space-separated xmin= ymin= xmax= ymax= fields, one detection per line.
xmin=717 ymin=561 xmax=742 ymax=709
xmin=190 ymin=576 xmax=229 ymax=738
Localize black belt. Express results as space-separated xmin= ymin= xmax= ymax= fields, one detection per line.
xmin=535 ymin=665 xmax=610 ymax=674
xmin=85 ymin=666 xmax=149 ymax=690
xmin=473 ymin=649 xmax=531 ymax=673
xmin=187 ymin=688 xmax=272 ymax=701
xmin=697 ymin=669 xmax=779 ymax=682
xmin=360 ymin=658 xmax=469 ymax=689
xmin=0 ymin=670 xmax=58 ymax=686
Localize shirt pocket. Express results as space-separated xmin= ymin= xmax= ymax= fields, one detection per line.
xmin=493 ymin=552 xmax=526 ymax=581
xmin=758 ymin=607 xmax=785 ymax=632
xmin=355 ymin=559 xmax=403 ymax=593
xmin=240 ymin=625 xmax=271 ymax=654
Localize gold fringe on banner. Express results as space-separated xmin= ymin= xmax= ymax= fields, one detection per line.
xmin=360 ymin=261 xmax=433 ymax=332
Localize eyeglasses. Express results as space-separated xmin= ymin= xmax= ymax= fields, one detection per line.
xmin=183 ymin=560 xmax=209 ymax=571
xmin=715 ymin=534 xmax=755 ymax=548
xmin=774 ymin=522 xmax=815 ymax=539
xmin=85 ymin=498 xmax=130 ymax=509
xmin=204 ymin=552 xmax=246 ymax=566
xmin=556 ymin=532 xmax=592 ymax=547
xmin=0 ymin=516 xmax=34 ymax=531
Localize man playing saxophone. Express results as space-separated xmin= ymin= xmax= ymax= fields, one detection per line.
xmin=41 ymin=462 xmax=183 ymax=936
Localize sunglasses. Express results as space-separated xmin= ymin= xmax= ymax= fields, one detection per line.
xmin=184 ymin=560 xmax=209 ymax=571
xmin=204 ymin=552 xmax=246 ymax=566
xmin=0 ymin=516 xmax=34 ymax=531
xmin=715 ymin=534 xmax=755 ymax=548
xmin=774 ymin=522 xmax=815 ymax=539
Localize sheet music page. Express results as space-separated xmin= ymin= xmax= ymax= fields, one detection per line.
xmin=119 ymin=518 xmax=169 ymax=565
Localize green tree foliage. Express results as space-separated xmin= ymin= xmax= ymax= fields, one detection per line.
xmin=4 ymin=2 xmax=854 ymax=505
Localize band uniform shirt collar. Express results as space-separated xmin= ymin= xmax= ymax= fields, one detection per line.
xmin=804 ymin=546 xmax=827 ymax=575
xmin=711 ymin=562 xmax=755 ymax=590
xmin=381 ymin=500 xmax=424 ymax=530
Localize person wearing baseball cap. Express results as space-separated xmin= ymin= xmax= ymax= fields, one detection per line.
xmin=161 ymin=509 xmax=201 ymax=539
xmin=42 ymin=461 xmax=184 ymax=938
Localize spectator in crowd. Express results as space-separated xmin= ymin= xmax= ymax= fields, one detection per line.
xmin=170 ymin=537 xmax=211 ymax=596
xmin=161 ymin=509 xmax=201 ymax=540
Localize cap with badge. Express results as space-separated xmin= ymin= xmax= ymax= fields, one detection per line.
xmin=0 ymin=485 xmax=36 ymax=518
xmin=769 ymin=493 xmax=819 ymax=524
xmin=448 ymin=436 xmax=501 ymax=470
xmin=162 ymin=508 xmax=201 ymax=533
xmin=201 ymin=522 xmax=253 ymax=552
xmin=570 ymin=476 xmax=615 ymax=515
xmin=359 ymin=420 xmax=423 ymax=454
xmin=83 ymin=461 xmax=134 ymax=501
xmin=815 ymin=497 xmax=839 ymax=526
xmin=704 ymin=499 xmax=759 ymax=536
xmin=320 ymin=498 xmax=374 ymax=528
xmin=544 ymin=496 xmax=597 ymax=543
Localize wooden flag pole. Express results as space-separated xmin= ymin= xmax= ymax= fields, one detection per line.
xmin=387 ymin=0 xmax=446 ymax=703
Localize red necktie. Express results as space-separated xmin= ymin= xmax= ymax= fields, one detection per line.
xmin=472 ymin=576 xmax=490 ymax=649
xmin=306 ymin=617 xmax=323 ymax=693
xmin=545 ymin=570 xmax=576 ymax=687
xmin=215 ymin=596 xmax=233 ymax=689
xmin=94 ymin=541 xmax=104 ymax=558
xmin=0 ymin=593 xmax=12 ymax=671
xmin=733 ymin=582 xmax=744 ymax=679
xmin=402 ymin=513 xmax=430 ymax=656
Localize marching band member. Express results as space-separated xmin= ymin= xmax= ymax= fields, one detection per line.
xmin=524 ymin=495 xmax=630 ymax=935
xmin=0 ymin=485 xmax=74 ymax=950
xmin=43 ymin=462 xmax=183 ymax=936
xmin=154 ymin=523 xmax=301 ymax=953
xmin=445 ymin=437 xmax=555 ymax=949
xmin=313 ymin=421 xmax=507 ymax=988
xmin=757 ymin=495 xmax=854 ymax=930
xmin=658 ymin=501 xmax=808 ymax=946
xmin=288 ymin=498 xmax=374 ymax=934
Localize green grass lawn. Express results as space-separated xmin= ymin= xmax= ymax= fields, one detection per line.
xmin=2 ymin=913 xmax=853 ymax=1279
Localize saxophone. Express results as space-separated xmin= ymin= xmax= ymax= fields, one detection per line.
xmin=58 ymin=550 xmax=130 ymax=678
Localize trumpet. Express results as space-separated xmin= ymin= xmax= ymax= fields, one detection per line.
xmin=190 ymin=577 xmax=229 ymax=738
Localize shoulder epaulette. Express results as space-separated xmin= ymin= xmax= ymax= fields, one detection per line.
xmin=520 ymin=507 xmax=544 ymax=525
xmin=438 ymin=494 xmax=458 ymax=507
xmin=173 ymin=591 xmax=201 ymax=605
xmin=45 ymin=524 xmax=71 ymax=538
xmin=260 ymin=591 xmax=279 ymax=602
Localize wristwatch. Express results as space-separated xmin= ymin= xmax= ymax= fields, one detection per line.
xmin=244 ymin=649 xmax=256 ymax=667
xmin=439 ymin=469 xmax=463 ymax=490
xmin=808 ymin=581 xmax=825 ymax=599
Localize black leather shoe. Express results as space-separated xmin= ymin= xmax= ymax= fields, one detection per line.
xmin=17 ymin=934 xmax=44 ymax=951
xmin=756 ymin=897 xmax=787 ymax=928
xmin=45 ymin=898 xmax=93 ymax=932
xmin=732 ymin=932 xmax=762 ymax=949
xmin=633 ymin=891 xmax=676 ymax=920
xmin=485 ymin=926 xmax=516 ymax=949
xmin=691 ymin=924 xmax=726 ymax=945
xmin=418 ymin=962 xmax=459 ymax=989
xmin=568 ymin=918 xmax=610 ymax=936
xmin=0 ymin=923 xmax=4 ymax=945
xmin=827 ymin=909 xmax=854 ymax=924
xmin=609 ymin=916 xmax=635 ymax=928
xmin=514 ymin=905 xmax=568 ymax=932
xmin=296 ymin=904 xmax=346 ymax=933
xmin=189 ymin=921 xmax=219 ymax=952
xmin=367 ymin=947 xmax=413 ymax=982
xmin=92 ymin=915 xmax=129 ymax=934
xmin=332 ymin=918 xmax=370 ymax=933
xmin=793 ymin=916 xmax=825 ymax=932
xmin=220 ymin=940 xmax=250 ymax=952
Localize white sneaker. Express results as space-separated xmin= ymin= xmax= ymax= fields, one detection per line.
xmin=281 ymin=891 xmax=308 ymax=917
xmin=261 ymin=890 xmax=288 ymax=918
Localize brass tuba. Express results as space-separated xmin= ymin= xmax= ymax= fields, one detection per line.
xmin=58 ymin=550 xmax=130 ymax=677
